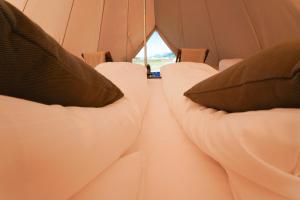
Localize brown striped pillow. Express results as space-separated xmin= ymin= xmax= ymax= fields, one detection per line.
xmin=0 ymin=1 xmax=123 ymax=107
xmin=185 ymin=41 xmax=300 ymax=112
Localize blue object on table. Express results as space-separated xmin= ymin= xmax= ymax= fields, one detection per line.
xmin=147 ymin=71 xmax=161 ymax=79
xmin=153 ymin=72 xmax=160 ymax=77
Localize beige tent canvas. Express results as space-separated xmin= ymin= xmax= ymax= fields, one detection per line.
xmin=6 ymin=0 xmax=300 ymax=67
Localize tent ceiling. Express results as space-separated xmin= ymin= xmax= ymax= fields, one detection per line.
xmin=6 ymin=0 xmax=300 ymax=67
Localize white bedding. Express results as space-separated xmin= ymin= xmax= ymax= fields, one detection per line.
xmin=0 ymin=63 xmax=148 ymax=200
xmin=96 ymin=62 xmax=149 ymax=115
xmin=2 ymin=61 xmax=299 ymax=200
xmin=127 ymin=79 xmax=233 ymax=200
xmin=70 ymin=152 xmax=144 ymax=200
xmin=161 ymin=63 xmax=300 ymax=200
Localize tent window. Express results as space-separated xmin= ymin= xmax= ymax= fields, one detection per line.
xmin=132 ymin=31 xmax=176 ymax=72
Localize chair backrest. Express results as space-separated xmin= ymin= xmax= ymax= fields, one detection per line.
xmin=176 ymin=48 xmax=209 ymax=63
xmin=81 ymin=51 xmax=113 ymax=68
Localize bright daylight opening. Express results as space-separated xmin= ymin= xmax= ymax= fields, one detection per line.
xmin=132 ymin=31 xmax=176 ymax=72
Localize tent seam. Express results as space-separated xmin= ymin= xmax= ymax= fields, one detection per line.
xmin=203 ymin=0 xmax=220 ymax=63
xmin=98 ymin=0 xmax=106 ymax=51
xmin=177 ymin=0 xmax=185 ymax=47
xmin=153 ymin=0 xmax=156 ymax=27
xmin=125 ymin=0 xmax=130 ymax=61
xmin=22 ymin=0 xmax=29 ymax=12
xmin=240 ymin=0 xmax=263 ymax=50
xmin=61 ymin=0 xmax=75 ymax=46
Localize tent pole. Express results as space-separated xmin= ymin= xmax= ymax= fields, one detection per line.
xmin=144 ymin=0 xmax=148 ymax=67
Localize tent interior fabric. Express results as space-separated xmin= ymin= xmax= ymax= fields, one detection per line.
xmin=6 ymin=0 xmax=300 ymax=67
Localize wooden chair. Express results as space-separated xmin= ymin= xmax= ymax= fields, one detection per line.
xmin=81 ymin=51 xmax=113 ymax=68
xmin=176 ymin=48 xmax=209 ymax=63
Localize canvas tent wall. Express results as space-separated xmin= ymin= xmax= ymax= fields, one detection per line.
xmin=6 ymin=0 xmax=300 ymax=67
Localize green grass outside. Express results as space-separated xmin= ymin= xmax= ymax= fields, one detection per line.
xmin=132 ymin=58 xmax=175 ymax=72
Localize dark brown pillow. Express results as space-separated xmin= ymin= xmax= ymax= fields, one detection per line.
xmin=0 ymin=1 xmax=123 ymax=107
xmin=184 ymin=40 xmax=300 ymax=112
